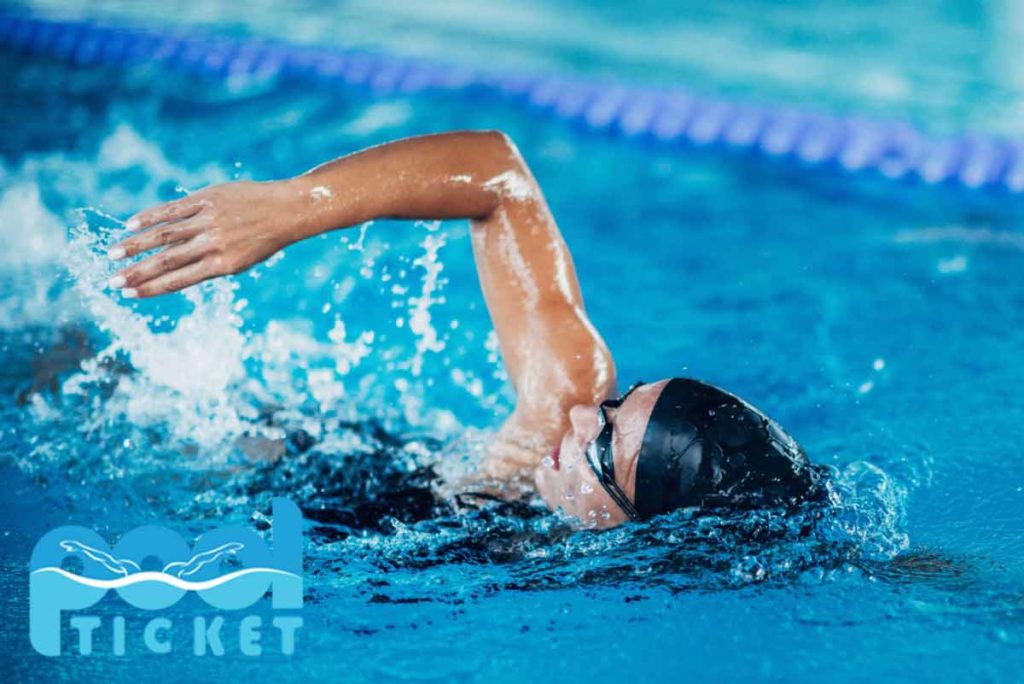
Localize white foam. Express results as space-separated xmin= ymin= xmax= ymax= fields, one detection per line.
xmin=0 ymin=182 xmax=70 ymax=327
xmin=63 ymin=221 xmax=251 ymax=448
xmin=0 ymin=182 xmax=66 ymax=268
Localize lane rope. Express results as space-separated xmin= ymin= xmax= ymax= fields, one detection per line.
xmin=2 ymin=13 xmax=1022 ymax=194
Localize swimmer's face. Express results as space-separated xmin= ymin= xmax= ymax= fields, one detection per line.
xmin=534 ymin=380 xmax=668 ymax=528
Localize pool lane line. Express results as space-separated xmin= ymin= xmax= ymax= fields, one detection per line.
xmin=1 ymin=12 xmax=1022 ymax=195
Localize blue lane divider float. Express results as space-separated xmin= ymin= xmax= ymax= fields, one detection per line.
xmin=2 ymin=13 xmax=1023 ymax=194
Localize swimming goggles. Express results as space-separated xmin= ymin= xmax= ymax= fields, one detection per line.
xmin=584 ymin=382 xmax=643 ymax=522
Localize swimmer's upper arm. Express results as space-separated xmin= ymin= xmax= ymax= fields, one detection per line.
xmin=466 ymin=134 xmax=616 ymax=467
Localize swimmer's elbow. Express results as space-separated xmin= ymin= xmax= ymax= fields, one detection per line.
xmin=473 ymin=130 xmax=528 ymax=176
xmin=467 ymin=130 xmax=541 ymax=216
xmin=476 ymin=129 xmax=518 ymax=156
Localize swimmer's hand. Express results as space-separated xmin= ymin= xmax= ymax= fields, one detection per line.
xmin=109 ymin=180 xmax=310 ymax=298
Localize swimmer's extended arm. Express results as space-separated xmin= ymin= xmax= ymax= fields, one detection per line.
xmin=115 ymin=131 xmax=615 ymax=478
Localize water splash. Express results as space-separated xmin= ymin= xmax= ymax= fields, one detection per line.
xmin=0 ymin=182 xmax=72 ymax=328
xmin=0 ymin=123 xmax=503 ymax=491
xmin=406 ymin=224 xmax=447 ymax=377
xmin=61 ymin=213 xmax=252 ymax=450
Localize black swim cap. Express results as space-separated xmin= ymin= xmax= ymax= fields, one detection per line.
xmin=629 ymin=378 xmax=821 ymax=519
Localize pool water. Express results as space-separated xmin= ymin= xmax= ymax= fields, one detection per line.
xmin=2 ymin=1 xmax=1024 ymax=682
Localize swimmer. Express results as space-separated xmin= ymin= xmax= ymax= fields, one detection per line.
xmin=111 ymin=131 xmax=823 ymax=529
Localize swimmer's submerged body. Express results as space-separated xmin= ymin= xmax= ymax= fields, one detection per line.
xmin=113 ymin=131 xmax=824 ymax=529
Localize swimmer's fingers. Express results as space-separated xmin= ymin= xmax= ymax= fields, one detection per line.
xmin=110 ymin=242 xmax=204 ymax=291
xmin=128 ymin=260 xmax=215 ymax=298
xmin=124 ymin=198 xmax=204 ymax=233
xmin=109 ymin=217 xmax=204 ymax=260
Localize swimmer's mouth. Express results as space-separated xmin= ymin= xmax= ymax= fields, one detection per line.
xmin=551 ymin=445 xmax=560 ymax=470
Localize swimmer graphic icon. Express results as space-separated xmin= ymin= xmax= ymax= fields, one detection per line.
xmin=29 ymin=498 xmax=303 ymax=656
xmin=59 ymin=539 xmax=245 ymax=578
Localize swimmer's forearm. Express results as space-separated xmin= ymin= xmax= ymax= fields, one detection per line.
xmin=284 ymin=130 xmax=525 ymax=240
xmin=110 ymin=131 xmax=533 ymax=297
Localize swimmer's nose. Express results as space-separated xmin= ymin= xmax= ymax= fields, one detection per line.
xmin=568 ymin=404 xmax=600 ymax=446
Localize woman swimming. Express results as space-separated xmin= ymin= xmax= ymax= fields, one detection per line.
xmin=110 ymin=131 xmax=822 ymax=529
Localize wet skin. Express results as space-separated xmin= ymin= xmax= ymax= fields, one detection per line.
xmin=114 ymin=131 xmax=662 ymax=528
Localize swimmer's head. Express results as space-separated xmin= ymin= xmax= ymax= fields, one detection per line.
xmin=534 ymin=378 xmax=823 ymax=529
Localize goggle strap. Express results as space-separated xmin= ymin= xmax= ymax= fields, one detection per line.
xmin=586 ymin=385 xmax=645 ymax=522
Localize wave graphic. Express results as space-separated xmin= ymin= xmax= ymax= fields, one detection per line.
xmin=31 ymin=566 xmax=299 ymax=591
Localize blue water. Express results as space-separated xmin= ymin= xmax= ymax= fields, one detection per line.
xmin=2 ymin=1 xmax=1024 ymax=681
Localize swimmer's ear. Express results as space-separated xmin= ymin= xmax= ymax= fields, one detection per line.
xmin=125 ymin=198 xmax=204 ymax=232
